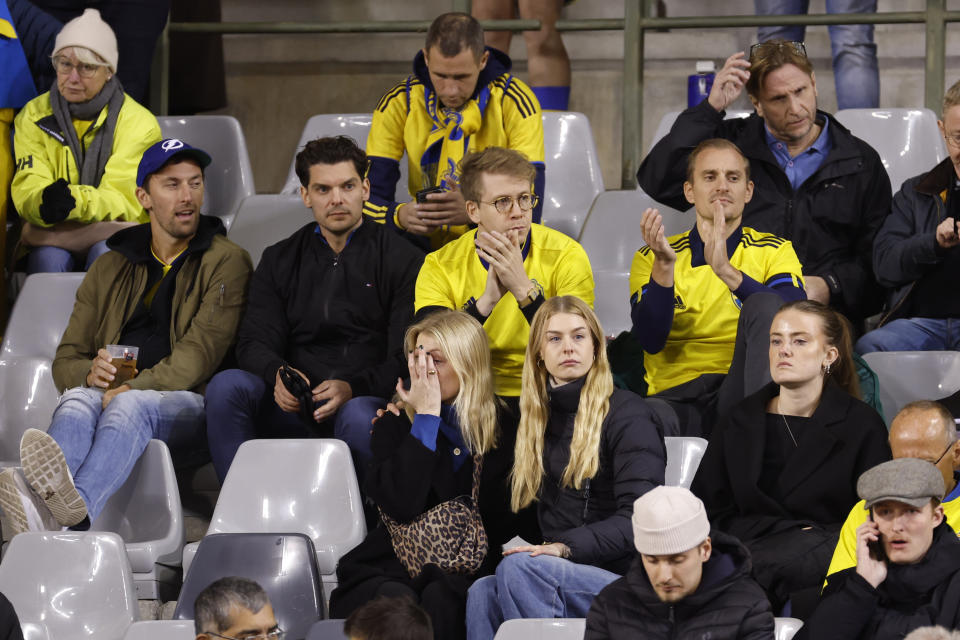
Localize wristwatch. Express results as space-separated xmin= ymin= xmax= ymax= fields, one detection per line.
xmin=518 ymin=280 xmax=543 ymax=309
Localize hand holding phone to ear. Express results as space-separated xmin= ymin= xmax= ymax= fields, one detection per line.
xmin=855 ymin=515 xmax=888 ymax=588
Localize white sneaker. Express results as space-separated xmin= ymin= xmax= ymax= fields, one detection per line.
xmin=20 ymin=429 xmax=88 ymax=527
xmin=0 ymin=467 xmax=60 ymax=536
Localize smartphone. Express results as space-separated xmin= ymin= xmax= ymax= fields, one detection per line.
xmin=867 ymin=508 xmax=887 ymax=562
xmin=416 ymin=186 xmax=445 ymax=204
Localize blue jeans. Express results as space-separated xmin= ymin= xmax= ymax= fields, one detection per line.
xmin=465 ymin=553 xmax=619 ymax=640
xmin=26 ymin=240 xmax=111 ymax=274
xmin=204 ymin=369 xmax=383 ymax=484
xmin=48 ymin=387 xmax=205 ymax=522
xmin=755 ymin=0 xmax=879 ymax=109
xmin=856 ymin=317 xmax=960 ymax=353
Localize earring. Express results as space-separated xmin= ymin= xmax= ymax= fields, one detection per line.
xmin=822 ymin=362 xmax=831 ymax=375
xmin=536 ymin=358 xmax=544 ymax=369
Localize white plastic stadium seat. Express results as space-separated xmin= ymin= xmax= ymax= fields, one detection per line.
xmin=157 ymin=115 xmax=255 ymax=232
xmin=227 ymin=194 xmax=313 ymax=267
xmin=540 ymin=111 xmax=604 ymax=239
xmin=181 ymin=439 xmax=367 ymax=596
xmin=861 ymin=351 xmax=960 ymax=426
xmin=123 ymin=620 xmax=195 ymax=640
xmin=280 ymin=114 xmax=409 ymax=203
xmin=0 ymin=532 xmax=138 ymax=640
xmin=0 ymin=273 xmax=83 ymax=466
xmin=834 ymin=108 xmax=946 ymax=194
xmin=592 ymin=270 xmax=632 ymax=339
xmin=664 ymin=436 xmax=708 ymax=489
xmin=579 ymin=190 xmax=692 ymax=271
xmin=647 ymin=110 xmax=753 ymax=153
xmin=579 ymin=191 xmax=692 ymax=338
xmin=775 ymin=617 xmax=804 ymax=640
xmin=1 ymin=273 xmax=83 ymax=359
xmin=94 ymin=440 xmax=185 ymax=600
xmin=493 ymin=618 xmax=586 ymax=640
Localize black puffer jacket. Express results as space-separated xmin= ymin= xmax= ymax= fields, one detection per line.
xmin=638 ymin=100 xmax=891 ymax=324
xmin=798 ymin=521 xmax=960 ymax=640
xmin=538 ymin=378 xmax=666 ymax=575
xmin=584 ymin=530 xmax=775 ymax=640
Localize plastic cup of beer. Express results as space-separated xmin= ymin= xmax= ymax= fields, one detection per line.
xmin=105 ymin=345 xmax=138 ymax=389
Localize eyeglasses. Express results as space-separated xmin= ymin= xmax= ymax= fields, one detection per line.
xmin=931 ymin=440 xmax=956 ymax=466
xmin=479 ymin=193 xmax=539 ymax=214
xmin=206 ymin=629 xmax=284 ymax=640
xmin=945 ymin=133 xmax=960 ymax=148
xmin=51 ymin=56 xmax=105 ymax=78
xmin=748 ymin=40 xmax=807 ymax=63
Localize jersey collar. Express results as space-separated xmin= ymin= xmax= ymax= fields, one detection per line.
xmin=688 ymin=223 xmax=743 ymax=267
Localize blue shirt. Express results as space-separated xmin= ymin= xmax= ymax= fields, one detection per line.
xmin=409 ymin=405 xmax=469 ymax=471
xmin=765 ymin=116 xmax=832 ymax=191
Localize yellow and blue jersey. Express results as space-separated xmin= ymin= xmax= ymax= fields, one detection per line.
xmin=630 ymin=224 xmax=805 ymax=395
xmin=365 ymin=47 xmax=544 ymax=248
xmin=415 ymin=223 xmax=593 ymax=396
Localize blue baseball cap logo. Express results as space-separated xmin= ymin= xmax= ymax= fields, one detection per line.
xmin=137 ymin=138 xmax=212 ymax=187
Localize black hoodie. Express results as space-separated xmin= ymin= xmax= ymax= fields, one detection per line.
xmin=585 ymin=530 xmax=775 ymax=640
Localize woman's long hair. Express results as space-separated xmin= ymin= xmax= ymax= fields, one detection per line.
xmin=511 ymin=296 xmax=614 ymax=512
xmin=775 ymin=299 xmax=861 ymax=398
xmin=402 ymin=310 xmax=499 ymax=454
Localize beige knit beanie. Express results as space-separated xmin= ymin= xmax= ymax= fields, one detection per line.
xmin=53 ymin=9 xmax=118 ymax=73
xmin=632 ymin=486 xmax=710 ymax=555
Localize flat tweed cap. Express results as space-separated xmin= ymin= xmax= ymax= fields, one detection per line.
xmin=857 ymin=458 xmax=945 ymax=510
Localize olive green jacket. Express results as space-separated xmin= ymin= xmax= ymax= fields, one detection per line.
xmin=52 ymin=216 xmax=252 ymax=393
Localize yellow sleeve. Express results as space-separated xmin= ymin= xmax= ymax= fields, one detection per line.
xmin=501 ymin=77 xmax=544 ymax=164
xmin=630 ymin=247 xmax=654 ymax=299
xmin=824 ymin=500 xmax=867 ymax=582
xmin=414 ymin=253 xmax=455 ymax=313
xmin=554 ymin=240 xmax=595 ymax=307
xmin=12 ymin=99 xmax=61 ymax=225
xmin=67 ymin=97 xmax=160 ymax=224
xmin=368 ymin=80 xmax=409 ymax=162
xmin=766 ymin=239 xmax=806 ymax=288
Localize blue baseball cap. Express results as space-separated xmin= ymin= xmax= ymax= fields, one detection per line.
xmin=136 ymin=138 xmax=212 ymax=187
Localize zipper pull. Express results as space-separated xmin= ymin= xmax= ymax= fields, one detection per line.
xmin=219 ymin=283 xmax=224 ymax=306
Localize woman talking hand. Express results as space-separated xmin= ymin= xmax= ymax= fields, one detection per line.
xmin=396 ymin=346 xmax=442 ymax=416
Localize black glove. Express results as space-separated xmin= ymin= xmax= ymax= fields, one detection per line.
xmin=38 ymin=178 xmax=76 ymax=224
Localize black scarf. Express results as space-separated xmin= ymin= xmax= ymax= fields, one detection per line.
xmin=49 ymin=74 xmax=125 ymax=187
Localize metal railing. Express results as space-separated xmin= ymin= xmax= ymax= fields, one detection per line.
xmin=155 ymin=0 xmax=960 ymax=189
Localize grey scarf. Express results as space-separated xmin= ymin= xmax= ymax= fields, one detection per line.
xmin=49 ymin=75 xmax=125 ymax=187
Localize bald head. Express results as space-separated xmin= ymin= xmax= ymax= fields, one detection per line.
xmin=890 ymin=401 xmax=959 ymax=495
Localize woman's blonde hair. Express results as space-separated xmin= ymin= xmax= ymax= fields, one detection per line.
xmin=403 ymin=310 xmax=499 ymax=454
xmin=511 ymin=296 xmax=614 ymax=512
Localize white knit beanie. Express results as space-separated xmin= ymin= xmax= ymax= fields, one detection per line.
xmin=53 ymin=9 xmax=118 ymax=73
xmin=632 ymin=486 xmax=711 ymax=556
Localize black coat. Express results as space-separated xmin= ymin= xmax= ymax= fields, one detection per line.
xmin=693 ymin=382 xmax=891 ymax=542
xmin=638 ymin=100 xmax=891 ymax=323
xmin=235 ymin=219 xmax=424 ymax=397
xmin=584 ymin=530 xmax=775 ymax=640
xmin=329 ymin=405 xmax=521 ymax=618
xmin=0 ymin=593 xmax=22 ymax=640
xmin=539 ymin=379 xmax=666 ymax=575
xmin=872 ymin=157 xmax=956 ymax=322
xmin=798 ymin=521 xmax=960 ymax=640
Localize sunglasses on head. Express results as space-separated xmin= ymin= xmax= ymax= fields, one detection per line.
xmin=749 ymin=40 xmax=807 ymax=63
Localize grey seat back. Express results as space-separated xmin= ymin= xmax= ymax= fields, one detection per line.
xmin=0 ymin=532 xmax=137 ymax=640
xmin=157 ymin=115 xmax=255 ymax=231
xmin=834 ymin=108 xmax=946 ymax=194
xmin=175 ymin=532 xmax=324 ymax=638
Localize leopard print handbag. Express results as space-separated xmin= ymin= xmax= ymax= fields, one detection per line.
xmin=380 ymin=453 xmax=489 ymax=578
